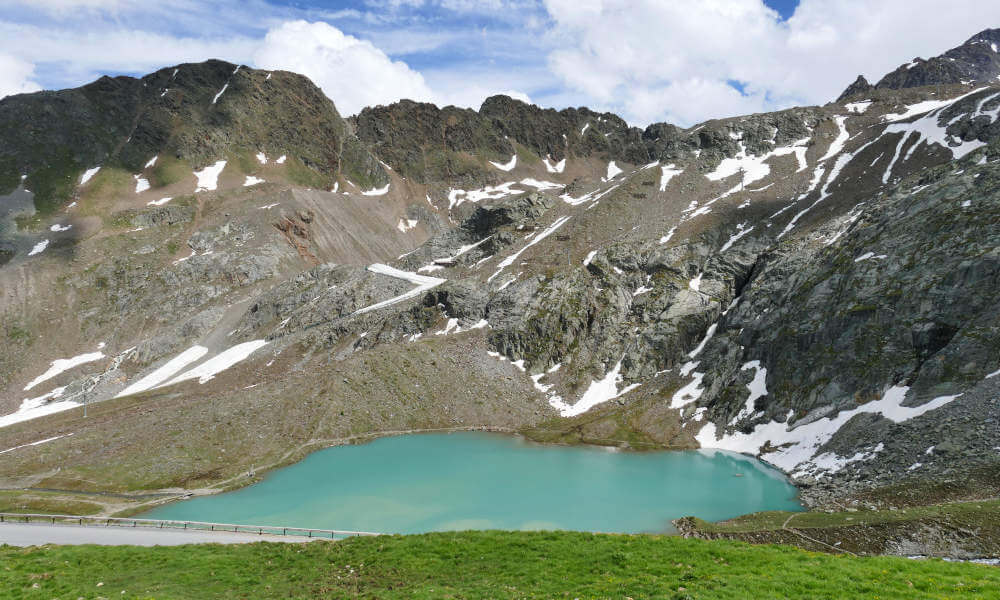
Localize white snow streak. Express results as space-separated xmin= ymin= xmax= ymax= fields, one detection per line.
xmin=79 ymin=166 xmax=100 ymax=185
xmin=549 ymin=358 xmax=639 ymax=417
xmin=362 ymin=184 xmax=390 ymax=196
xmin=819 ymin=116 xmax=850 ymax=162
xmin=720 ymin=223 xmax=753 ymax=253
xmin=0 ymin=433 xmax=73 ymax=455
xmin=519 ymin=178 xmax=563 ymax=190
xmin=488 ymin=216 xmax=571 ymax=282
xmin=659 ymin=164 xmax=682 ymax=191
xmin=27 ymin=239 xmax=49 ymax=257
xmin=355 ymin=264 xmax=446 ymax=314
xmin=24 ymin=350 xmax=105 ymax=391
xmin=165 ymin=341 xmax=269 ymax=386
xmin=489 ymin=154 xmax=517 ymax=171
xmin=659 ymin=226 xmax=678 ymax=245
xmin=543 ymin=155 xmax=566 ymax=173
xmin=115 ymin=346 xmax=209 ymax=397
xmin=211 ymin=83 xmax=229 ymax=104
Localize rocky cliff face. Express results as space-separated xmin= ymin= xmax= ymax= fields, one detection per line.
xmin=1 ymin=33 xmax=1000 ymax=514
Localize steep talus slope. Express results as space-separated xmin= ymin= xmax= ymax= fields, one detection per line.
xmin=1 ymin=34 xmax=1000 ymax=523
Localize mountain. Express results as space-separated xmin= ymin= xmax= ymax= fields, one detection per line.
xmin=1 ymin=31 xmax=1000 ymax=552
xmin=0 ymin=59 xmax=386 ymax=219
xmin=839 ymin=28 xmax=1000 ymax=100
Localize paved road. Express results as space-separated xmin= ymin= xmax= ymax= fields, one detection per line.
xmin=0 ymin=522 xmax=315 ymax=546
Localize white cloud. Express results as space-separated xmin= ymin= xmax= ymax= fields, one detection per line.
xmin=0 ymin=21 xmax=258 ymax=85
xmin=498 ymin=89 xmax=532 ymax=104
xmin=253 ymin=20 xmax=434 ymax=116
xmin=542 ymin=0 xmax=1000 ymax=126
xmin=0 ymin=53 xmax=41 ymax=100
xmin=4 ymin=0 xmax=1000 ymax=129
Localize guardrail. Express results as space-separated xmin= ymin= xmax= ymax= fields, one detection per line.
xmin=0 ymin=513 xmax=381 ymax=539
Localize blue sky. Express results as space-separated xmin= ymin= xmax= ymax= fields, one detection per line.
xmin=1 ymin=1 xmax=997 ymax=127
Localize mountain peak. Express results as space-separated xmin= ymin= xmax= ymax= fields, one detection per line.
xmin=836 ymin=75 xmax=873 ymax=101
xmin=837 ymin=28 xmax=1000 ymax=99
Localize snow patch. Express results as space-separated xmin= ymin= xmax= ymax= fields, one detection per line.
xmin=697 ymin=385 xmax=961 ymax=472
xmin=362 ymin=184 xmax=390 ymax=196
xmin=0 ymin=388 xmax=78 ymax=429
xmin=819 ymin=116 xmax=850 ymax=161
xmin=0 ymin=433 xmax=73 ymax=455
xmin=659 ymin=164 xmax=682 ymax=191
xmin=488 ymin=216 xmax=571 ymax=282
xmin=116 ymin=346 xmax=209 ymax=397
xmin=355 ymin=264 xmax=446 ymax=314
xmin=211 ymin=83 xmax=228 ymax=104
xmin=549 ymin=358 xmax=639 ymax=417
xmin=79 ymin=166 xmax=101 ymax=185
xmin=243 ymin=175 xmax=265 ymax=187
xmin=27 ymin=239 xmax=49 ymax=256
xmin=732 ymin=361 xmax=767 ymax=423
xmin=543 ymin=155 xmax=566 ymax=173
xmin=448 ymin=182 xmax=520 ymax=209
xmin=604 ymin=161 xmax=623 ymax=181
xmin=49 ymin=224 xmax=71 ymax=232
xmin=194 ymin=160 xmax=227 ymax=192
xmin=24 ymin=349 xmax=105 ymax=391
xmin=165 ymin=341 xmax=268 ymax=386
xmin=688 ymin=323 xmax=718 ymax=359
xmin=489 ymin=154 xmax=517 ymax=171
xmin=719 ymin=223 xmax=753 ymax=253
xmin=659 ymin=226 xmax=678 ymax=245
xmin=396 ymin=218 xmax=418 ymax=233
xmin=519 ymin=178 xmax=563 ymax=190
xmin=845 ymin=100 xmax=873 ymax=114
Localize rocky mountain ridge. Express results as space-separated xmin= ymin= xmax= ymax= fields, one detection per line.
xmin=839 ymin=28 xmax=1000 ymax=100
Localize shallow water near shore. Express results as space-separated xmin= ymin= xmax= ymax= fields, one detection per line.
xmin=143 ymin=432 xmax=802 ymax=534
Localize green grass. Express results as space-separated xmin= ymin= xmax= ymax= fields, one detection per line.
xmin=285 ymin=156 xmax=333 ymax=189
xmin=23 ymin=150 xmax=79 ymax=216
xmin=149 ymin=156 xmax=192 ymax=188
xmin=78 ymin=167 xmax=132 ymax=208
xmin=1 ymin=531 xmax=997 ymax=599
xmin=0 ymin=491 xmax=102 ymax=516
xmin=689 ymin=500 xmax=1000 ymax=534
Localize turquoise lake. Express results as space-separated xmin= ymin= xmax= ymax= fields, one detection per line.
xmin=143 ymin=432 xmax=801 ymax=534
